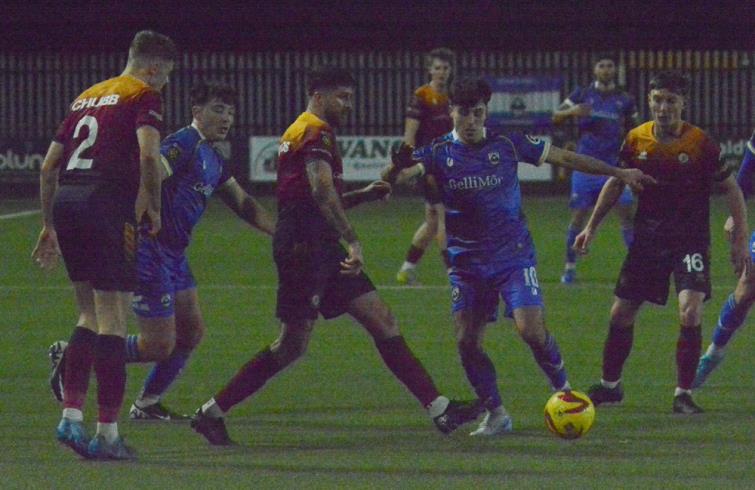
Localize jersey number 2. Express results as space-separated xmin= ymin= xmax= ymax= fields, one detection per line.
xmin=66 ymin=115 xmax=99 ymax=170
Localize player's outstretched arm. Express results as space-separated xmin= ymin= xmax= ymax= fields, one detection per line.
xmin=552 ymin=101 xmax=591 ymax=125
xmin=342 ymin=180 xmax=392 ymax=209
xmin=135 ymin=125 xmax=163 ymax=236
xmin=719 ymin=175 xmax=751 ymax=277
xmin=573 ymin=177 xmax=625 ymax=256
xmin=545 ymin=145 xmax=656 ymax=191
xmin=32 ymin=141 xmax=64 ymax=270
xmin=306 ymin=159 xmax=363 ymax=275
xmin=380 ymin=143 xmax=419 ymax=184
xmin=217 ymin=177 xmax=275 ymax=236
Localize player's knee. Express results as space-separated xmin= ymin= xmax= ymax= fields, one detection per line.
xmin=679 ymin=307 xmax=702 ymax=327
xmin=142 ymin=336 xmax=176 ymax=361
xmin=176 ymin=322 xmax=205 ymax=352
xmin=457 ymin=336 xmax=483 ymax=356
xmin=270 ymin=339 xmax=306 ymax=367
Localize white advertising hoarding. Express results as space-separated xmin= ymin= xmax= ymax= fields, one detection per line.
xmin=249 ymin=136 xmax=552 ymax=182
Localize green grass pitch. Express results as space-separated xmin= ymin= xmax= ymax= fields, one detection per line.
xmin=0 ymin=194 xmax=752 ymax=488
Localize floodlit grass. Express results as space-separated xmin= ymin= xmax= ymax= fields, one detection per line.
xmin=0 ymin=195 xmax=752 ymax=488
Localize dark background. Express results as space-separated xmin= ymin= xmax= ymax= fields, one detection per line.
xmin=3 ymin=0 xmax=753 ymax=52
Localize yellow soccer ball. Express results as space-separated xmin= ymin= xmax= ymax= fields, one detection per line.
xmin=544 ymin=390 xmax=595 ymax=439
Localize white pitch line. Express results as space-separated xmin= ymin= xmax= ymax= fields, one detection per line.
xmin=0 ymin=209 xmax=40 ymax=220
xmin=0 ymin=283 xmax=734 ymax=291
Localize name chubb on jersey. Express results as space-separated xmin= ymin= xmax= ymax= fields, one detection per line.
xmin=71 ymin=94 xmax=120 ymax=111
xmin=447 ymin=174 xmax=503 ymax=191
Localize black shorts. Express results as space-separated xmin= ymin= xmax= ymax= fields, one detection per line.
xmin=614 ymin=239 xmax=711 ymax=306
xmin=53 ymin=184 xmax=137 ymax=291
xmin=273 ymin=229 xmax=376 ymax=322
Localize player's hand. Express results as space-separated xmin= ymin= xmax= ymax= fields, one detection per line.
xmin=730 ymin=235 xmax=752 ymax=278
xmin=571 ymin=103 xmax=592 ymax=117
xmin=617 ymin=168 xmax=657 ymax=192
xmin=363 ymin=180 xmax=392 ymax=201
xmin=135 ymin=191 xmax=161 ymax=236
xmin=31 ymin=227 xmax=61 ymax=270
xmin=572 ymin=227 xmax=595 ymax=256
xmin=340 ymin=241 xmax=364 ymax=276
xmin=391 ymin=143 xmax=416 ymax=169
xmin=723 ymin=215 xmax=735 ymax=242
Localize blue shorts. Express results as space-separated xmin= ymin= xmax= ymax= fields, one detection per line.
xmin=569 ymin=173 xmax=634 ymax=210
xmin=750 ymin=231 xmax=755 ymax=261
xmin=132 ymin=236 xmax=196 ymax=318
xmin=448 ymin=263 xmax=544 ymax=322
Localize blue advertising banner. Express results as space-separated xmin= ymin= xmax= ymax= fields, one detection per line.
xmin=486 ymin=77 xmax=562 ymax=129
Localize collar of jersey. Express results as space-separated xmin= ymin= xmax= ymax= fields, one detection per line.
xmin=452 ymin=127 xmax=487 ymax=145
xmin=190 ymin=121 xmax=208 ymax=141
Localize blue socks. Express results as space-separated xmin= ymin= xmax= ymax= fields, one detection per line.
xmin=565 ymin=225 xmax=579 ymax=264
xmin=712 ymin=293 xmax=747 ymax=347
xmin=527 ymin=333 xmax=569 ymax=391
xmin=458 ymin=342 xmax=502 ymax=410
xmin=622 ymin=226 xmax=634 ymax=249
xmin=142 ymin=348 xmax=191 ymax=399
xmin=125 ymin=335 xmax=141 ymax=363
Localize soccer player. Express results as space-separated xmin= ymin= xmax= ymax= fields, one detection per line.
xmin=189 ymin=66 xmax=484 ymax=446
xmin=387 ymin=76 xmax=654 ymax=436
xmin=395 ymin=48 xmax=455 ymax=285
xmin=47 ymin=81 xmax=276 ymax=421
xmin=552 ymin=54 xmax=639 ymax=284
xmin=126 ymin=81 xmax=275 ymax=420
xmin=574 ymin=72 xmax=750 ymax=414
xmin=693 ymin=129 xmax=754 ymax=388
xmin=31 ymin=30 xmax=176 ymax=460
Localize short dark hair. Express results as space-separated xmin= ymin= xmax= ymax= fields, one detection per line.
xmin=425 ymin=47 xmax=455 ymax=68
xmin=306 ymin=65 xmax=356 ymax=96
xmin=592 ymin=51 xmax=617 ymax=65
xmin=128 ymin=30 xmax=177 ymax=64
xmin=449 ymin=76 xmax=492 ymax=107
xmin=649 ymin=71 xmax=690 ymax=97
xmin=190 ymin=81 xmax=236 ymax=107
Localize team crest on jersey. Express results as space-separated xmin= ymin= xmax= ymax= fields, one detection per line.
xmin=525 ymin=135 xmax=542 ymax=145
xmin=446 ymin=157 xmax=454 ymax=167
xmin=678 ymin=152 xmax=689 ymax=164
xmin=161 ymin=294 xmax=172 ymax=308
xmin=278 ymin=141 xmax=291 ymax=155
xmin=166 ymin=145 xmax=181 ymax=163
xmin=451 ymin=286 xmax=461 ymax=303
xmin=638 ymin=151 xmax=648 ymax=160
xmin=488 ymin=152 xmax=501 ymax=165
xmin=321 ymin=133 xmax=332 ymax=148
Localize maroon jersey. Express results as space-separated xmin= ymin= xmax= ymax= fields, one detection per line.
xmin=54 ymin=75 xmax=163 ymax=199
xmin=406 ymin=84 xmax=453 ymax=146
xmin=276 ymin=112 xmax=343 ymax=240
xmin=620 ymin=121 xmax=728 ymax=245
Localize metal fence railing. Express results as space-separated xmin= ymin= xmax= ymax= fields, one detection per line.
xmin=2 ymin=49 xmax=752 ymax=143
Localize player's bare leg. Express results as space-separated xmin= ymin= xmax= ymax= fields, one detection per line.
xmin=562 ymin=208 xmax=590 ymax=284
xmin=349 ymin=291 xmax=484 ymax=433
xmin=695 ymin=269 xmax=755 ymax=388
xmin=512 ymin=306 xmax=570 ymax=392
xmin=129 ymin=289 xmax=204 ymax=420
xmin=192 ymin=320 xmax=313 ymax=445
xmin=397 ymin=202 xmax=440 ymax=285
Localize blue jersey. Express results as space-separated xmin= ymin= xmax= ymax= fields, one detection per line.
xmin=157 ymin=126 xmax=232 ymax=250
xmin=737 ymin=130 xmax=755 ymax=201
xmin=417 ymin=130 xmax=550 ymax=269
xmin=566 ymin=84 xmax=636 ymax=163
